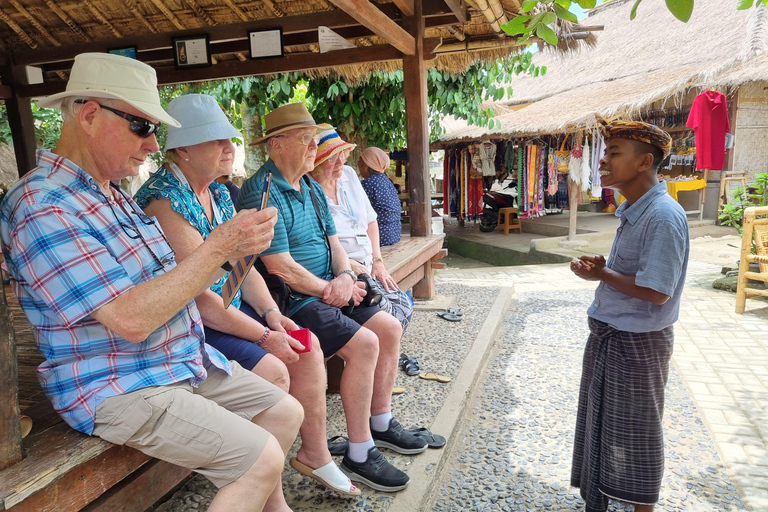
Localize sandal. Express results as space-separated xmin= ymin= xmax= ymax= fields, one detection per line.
xmin=327 ymin=435 xmax=349 ymax=456
xmin=437 ymin=311 xmax=462 ymax=322
xmin=399 ymin=353 xmax=421 ymax=376
xmin=419 ymin=371 xmax=451 ymax=383
xmin=290 ymin=458 xmax=361 ymax=496
xmin=407 ymin=427 xmax=446 ymax=448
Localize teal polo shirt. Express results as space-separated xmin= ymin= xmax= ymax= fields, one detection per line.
xmin=236 ymin=159 xmax=337 ymax=316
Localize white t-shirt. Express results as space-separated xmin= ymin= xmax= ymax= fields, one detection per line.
xmin=325 ymin=165 xmax=378 ymax=268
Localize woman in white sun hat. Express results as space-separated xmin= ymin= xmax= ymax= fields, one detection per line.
xmin=135 ymin=94 xmax=360 ymax=498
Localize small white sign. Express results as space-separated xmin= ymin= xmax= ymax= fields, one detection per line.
xmin=318 ymin=26 xmax=356 ymax=53
xmin=249 ymin=29 xmax=283 ymax=59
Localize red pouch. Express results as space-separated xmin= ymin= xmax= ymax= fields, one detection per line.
xmin=288 ymin=328 xmax=312 ymax=353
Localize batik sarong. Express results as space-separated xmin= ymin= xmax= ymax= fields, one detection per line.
xmin=374 ymin=279 xmax=413 ymax=333
xmin=571 ymin=317 xmax=674 ymax=512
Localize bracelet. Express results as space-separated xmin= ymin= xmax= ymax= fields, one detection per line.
xmin=339 ymin=269 xmax=357 ymax=282
xmin=372 ymin=257 xmax=384 ymax=263
xmin=256 ymin=328 xmax=270 ymax=346
xmin=262 ymin=307 xmax=280 ymax=322
xmin=221 ymin=261 xmax=234 ymax=272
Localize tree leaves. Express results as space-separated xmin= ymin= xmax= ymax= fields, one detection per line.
xmin=665 ymin=0 xmax=693 ymax=22
xmin=630 ymin=0 xmax=643 ymax=20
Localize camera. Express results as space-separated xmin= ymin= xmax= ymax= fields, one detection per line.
xmin=358 ymin=273 xmax=383 ymax=307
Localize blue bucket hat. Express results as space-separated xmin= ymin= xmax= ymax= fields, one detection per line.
xmin=164 ymin=94 xmax=242 ymax=151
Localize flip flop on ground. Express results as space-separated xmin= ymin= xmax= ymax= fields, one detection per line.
xmin=290 ymin=458 xmax=361 ymax=496
xmin=419 ymin=371 xmax=451 ymax=383
xmin=399 ymin=353 xmax=421 ymax=376
xmin=437 ymin=311 xmax=462 ymax=321
xmin=327 ymin=435 xmax=349 ymax=456
xmin=407 ymin=427 xmax=447 ymax=448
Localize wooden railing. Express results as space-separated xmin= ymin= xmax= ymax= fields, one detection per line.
xmin=735 ymin=206 xmax=768 ymax=313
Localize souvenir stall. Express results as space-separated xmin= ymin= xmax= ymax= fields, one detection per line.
xmin=441 ymin=130 xmax=608 ymax=231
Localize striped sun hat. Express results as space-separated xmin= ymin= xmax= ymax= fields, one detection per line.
xmin=314 ymin=124 xmax=356 ymax=168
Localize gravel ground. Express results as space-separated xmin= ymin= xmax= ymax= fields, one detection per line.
xmin=428 ymin=287 xmax=747 ymax=512
xmin=153 ymin=280 xmax=501 ymax=512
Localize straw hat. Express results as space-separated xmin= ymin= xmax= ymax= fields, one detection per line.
xmin=164 ymin=94 xmax=241 ymax=151
xmin=37 ymin=52 xmax=180 ymax=127
xmin=252 ymin=103 xmax=324 ymax=144
xmin=314 ymin=124 xmax=356 ymax=168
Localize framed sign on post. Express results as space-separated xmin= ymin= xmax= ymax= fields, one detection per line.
xmin=249 ymin=29 xmax=283 ymax=59
xmin=173 ymin=35 xmax=212 ymax=69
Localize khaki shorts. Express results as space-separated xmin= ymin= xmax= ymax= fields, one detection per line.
xmin=93 ymin=361 xmax=286 ymax=488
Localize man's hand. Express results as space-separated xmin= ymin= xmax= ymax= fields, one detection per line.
xmin=570 ymin=255 xmax=606 ymax=282
xmin=370 ymin=260 xmax=398 ymax=292
xmin=208 ymin=207 xmax=277 ymax=262
xmin=266 ymin=312 xmax=298 ymax=334
xmin=322 ymin=273 xmax=357 ymax=307
xmin=259 ymin=330 xmax=302 ymax=364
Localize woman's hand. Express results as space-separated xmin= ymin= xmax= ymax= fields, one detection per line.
xmin=259 ymin=330 xmax=302 ymax=364
xmin=370 ymin=260 xmax=398 ymax=292
xmin=266 ymin=312 xmax=298 ymax=333
xmin=349 ymin=260 xmax=368 ymax=276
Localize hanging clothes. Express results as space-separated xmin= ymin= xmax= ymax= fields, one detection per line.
xmin=478 ymin=140 xmax=497 ymax=177
xmin=591 ymin=130 xmax=605 ymax=197
xmin=686 ymin=90 xmax=730 ymax=171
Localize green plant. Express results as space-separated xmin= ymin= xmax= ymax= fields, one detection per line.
xmin=719 ymin=172 xmax=768 ymax=252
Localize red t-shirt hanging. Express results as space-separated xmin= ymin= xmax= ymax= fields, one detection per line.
xmin=686 ymin=90 xmax=730 ymax=171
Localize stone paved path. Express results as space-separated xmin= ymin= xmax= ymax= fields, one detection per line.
xmin=153 ymin=259 xmax=768 ymax=512
xmin=428 ymin=261 xmax=767 ymax=512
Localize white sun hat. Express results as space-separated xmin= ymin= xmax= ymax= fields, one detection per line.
xmin=37 ymin=52 xmax=180 ymax=127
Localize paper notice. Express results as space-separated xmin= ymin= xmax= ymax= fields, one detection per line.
xmin=318 ymin=26 xmax=357 ymax=53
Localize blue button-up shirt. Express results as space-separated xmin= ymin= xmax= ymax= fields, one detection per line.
xmin=588 ymin=181 xmax=689 ymax=333
xmin=0 ymin=150 xmax=231 ymax=435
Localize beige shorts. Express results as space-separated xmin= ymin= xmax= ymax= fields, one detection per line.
xmin=93 ymin=361 xmax=286 ymax=488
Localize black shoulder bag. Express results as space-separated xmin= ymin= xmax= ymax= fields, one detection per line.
xmin=255 ymin=176 xmax=331 ymax=314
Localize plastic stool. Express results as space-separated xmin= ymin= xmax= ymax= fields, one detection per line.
xmin=497 ymin=207 xmax=522 ymax=234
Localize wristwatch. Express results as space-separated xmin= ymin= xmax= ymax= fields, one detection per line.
xmin=339 ymin=269 xmax=357 ymax=282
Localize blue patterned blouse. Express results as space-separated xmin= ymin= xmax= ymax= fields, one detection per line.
xmin=135 ymin=165 xmax=241 ymax=309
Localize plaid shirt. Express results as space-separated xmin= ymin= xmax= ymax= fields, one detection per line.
xmin=0 ymin=150 xmax=231 ymax=435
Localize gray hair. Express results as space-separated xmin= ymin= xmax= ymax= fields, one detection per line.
xmin=60 ymin=97 xmax=119 ymax=122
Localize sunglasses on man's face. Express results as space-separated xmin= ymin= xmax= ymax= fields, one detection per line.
xmin=75 ymin=100 xmax=161 ymax=138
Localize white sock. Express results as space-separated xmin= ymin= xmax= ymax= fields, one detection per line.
xmin=348 ymin=438 xmax=375 ymax=463
xmin=370 ymin=412 xmax=393 ymax=432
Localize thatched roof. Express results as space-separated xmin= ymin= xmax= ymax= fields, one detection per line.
xmin=0 ymin=0 xmax=591 ymax=87
xmin=437 ymin=0 xmax=768 ymax=146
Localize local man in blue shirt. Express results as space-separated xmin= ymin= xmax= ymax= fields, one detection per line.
xmin=569 ymin=121 xmax=689 ymax=512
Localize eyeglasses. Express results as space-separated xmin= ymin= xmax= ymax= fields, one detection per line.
xmin=75 ymin=100 xmax=161 ymax=138
xmin=327 ymin=152 xmax=348 ymax=165
xmin=103 ymin=186 xmax=174 ymax=271
xmin=276 ymin=132 xmax=320 ymax=146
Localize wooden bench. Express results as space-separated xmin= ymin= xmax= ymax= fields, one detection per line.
xmin=326 ymin=233 xmax=447 ymax=392
xmin=0 ymin=284 xmax=191 ymax=512
xmin=735 ymin=206 xmax=768 ymax=313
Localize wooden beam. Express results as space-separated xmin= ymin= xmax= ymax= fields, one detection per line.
xmin=13 ymin=1 xmax=457 ymax=67
xmin=7 ymin=0 xmax=59 ymax=47
xmin=19 ymin=39 xmax=441 ymax=97
xmin=442 ymin=0 xmax=469 ymax=23
xmin=403 ymin=0 xmax=431 ymax=237
xmin=83 ymin=0 xmax=122 ymax=37
xmin=392 ymin=0 xmax=415 ymax=16
xmin=0 ymin=84 xmax=13 ymax=99
xmin=3 ymin=65 xmax=37 ymax=177
xmin=327 ymin=0 xmax=415 ymax=55
xmin=0 ymin=283 xmax=22 ymax=472
xmin=44 ymin=0 xmax=90 ymax=41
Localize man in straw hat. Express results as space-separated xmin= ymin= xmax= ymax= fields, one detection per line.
xmin=569 ymin=120 xmax=689 ymax=512
xmin=237 ymin=103 xmax=427 ymax=492
xmin=0 ymin=53 xmax=303 ymax=512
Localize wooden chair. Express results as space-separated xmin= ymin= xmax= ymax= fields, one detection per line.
xmin=718 ymin=171 xmax=748 ymax=217
xmin=497 ymin=207 xmax=522 ymax=234
xmin=735 ymin=206 xmax=768 ymax=313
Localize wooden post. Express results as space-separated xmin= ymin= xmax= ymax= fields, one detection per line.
xmin=568 ymin=180 xmax=579 ymax=241
xmin=402 ymin=0 xmax=430 ymax=237
xmin=0 ymin=282 xmax=23 ymax=470
xmin=2 ymin=65 xmax=37 ymax=177
xmin=735 ymin=207 xmax=755 ymax=313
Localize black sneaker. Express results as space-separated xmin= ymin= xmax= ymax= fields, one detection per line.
xmin=340 ymin=446 xmax=409 ymax=492
xmin=371 ymin=418 xmax=428 ymax=454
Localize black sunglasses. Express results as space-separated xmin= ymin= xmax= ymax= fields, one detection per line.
xmin=75 ymin=99 xmax=161 ymax=138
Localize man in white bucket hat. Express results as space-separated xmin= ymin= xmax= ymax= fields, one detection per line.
xmin=0 ymin=53 xmax=302 ymax=512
